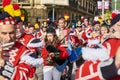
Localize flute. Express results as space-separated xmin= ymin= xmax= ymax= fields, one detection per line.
xmin=1 ymin=42 xmax=14 ymax=48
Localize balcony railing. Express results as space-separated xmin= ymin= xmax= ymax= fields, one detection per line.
xmin=17 ymin=0 xmax=31 ymax=6
xmin=78 ymin=5 xmax=87 ymax=11
xmin=0 ymin=0 xmax=30 ymax=4
xmin=0 ymin=0 xmax=31 ymax=8
xmin=69 ymin=0 xmax=78 ymax=8
xmin=88 ymin=9 xmax=94 ymax=14
xmin=18 ymin=0 xmax=30 ymax=3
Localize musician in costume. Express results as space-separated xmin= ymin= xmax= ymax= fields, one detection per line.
xmin=56 ymin=17 xmax=70 ymax=47
xmin=0 ymin=11 xmax=44 ymax=80
xmin=41 ymin=27 xmax=69 ymax=80
xmin=12 ymin=3 xmax=44 ymax=54
xmin=15 ymin=17 xmax=44 ymax=80
xmin=0 ymin=0 xmax=43 ymax=79
xmin=39 ymin=25 xmax=47 ymax=39
xmin=15 ymin=21 xmax=45 ymax=54
xmin=75 ymin=14 xmax=120 ymax=80
xmin=99 ymin=24 xmax=109 ymax=43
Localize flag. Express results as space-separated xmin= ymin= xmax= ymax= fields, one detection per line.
xmin=97 ymin=1 xmax=102 ymax=9
xmin=104 ymin=1 xmax=109 ymax=9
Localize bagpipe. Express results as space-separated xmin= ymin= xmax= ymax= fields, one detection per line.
xmin=46 ymin=29 xmax=72 ymax=55
xmin=46 ymin=44 xmax=68 ymax=72
xmin=46 ymin=44 xmax=60 ymax=63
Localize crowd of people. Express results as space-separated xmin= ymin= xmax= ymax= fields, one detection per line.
xmin=0 ymin=0 xmax=120 ymax=80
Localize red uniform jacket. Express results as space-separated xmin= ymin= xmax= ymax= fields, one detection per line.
xmin=3 ymin=41 xmax=36 ymax=80
xmin=75 ymin=38 xmax=120 ymax=80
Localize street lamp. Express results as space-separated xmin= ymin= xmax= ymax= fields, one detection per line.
xmin=52 ymin=0 xmax=55 ymax=22
xmin=102 ymin=0 xmax=105 ymax=20
xmin=115 ymin=0 xmax=117 ymax=10
xmin=52 ymin=4 xmax=55 ymax=22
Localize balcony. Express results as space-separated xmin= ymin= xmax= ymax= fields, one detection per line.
xmin=69 ymin=0 xmax=78 ymax=8
xmin=88 ymin=9 xmax=94 ymax=14
xmin=17 ymin=0 xmax=31 ymax=7
xmin=78 ymin=5 xmax=87 ymax=12
xmin=18 ymin=0 xmax=30 ymax=3
xmin=0 ymin=0 xmax=31 ymax=8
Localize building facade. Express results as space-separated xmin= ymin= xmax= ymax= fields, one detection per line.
xmin=0 ymin=0 xmax=96 ymax=23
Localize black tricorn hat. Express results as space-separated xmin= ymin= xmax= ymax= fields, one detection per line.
xmin=46 ymin=27 xmax=56 ymax=34
xmin=28 ymin=24 xmax=35 ymax=28
xmin=92 ymin=21 xmax=100 ymax=26
xmin=110 ymin=14 xmax=120 ymax=26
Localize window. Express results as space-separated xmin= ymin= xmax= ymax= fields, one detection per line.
xmin=0 ymin=0 xmax=2 ymax=3
xmin=86 ymin=1 xmax=88 ymax=8
xmin=18 ymin=0 xmax=30 ymax=3
xmin=81 ymin=0 xmax=83 ymax=7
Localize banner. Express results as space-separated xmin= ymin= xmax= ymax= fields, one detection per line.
xmin=41 ymin=0 xmax=69 ymax=6
xmin=97 ymin=1 xmax=102 ymax=9
xmin=104 ymin=1 xmax=109 ymax=9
